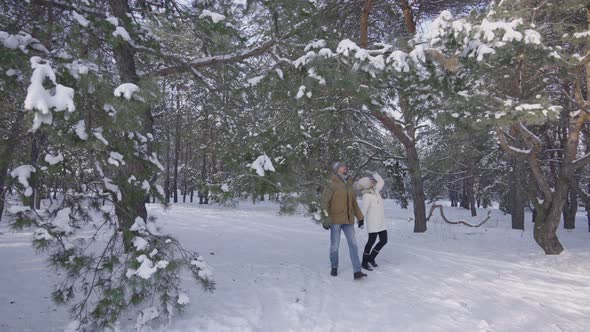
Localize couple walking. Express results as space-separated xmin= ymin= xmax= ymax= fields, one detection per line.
xmin=321 ymin=161 xmax=388 ymax=280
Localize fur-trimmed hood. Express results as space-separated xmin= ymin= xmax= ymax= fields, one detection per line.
xmin=355 ymin=177 xmax=374 ymax=193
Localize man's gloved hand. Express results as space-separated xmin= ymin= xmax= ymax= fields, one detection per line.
xmin=358 ymin=219 xmax=364 ymax=229
xmin=322 ymin=221 xmax=331 ymax=230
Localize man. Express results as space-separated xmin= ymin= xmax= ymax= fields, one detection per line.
xmin=322 ymin=161 xmax=367 ymax=280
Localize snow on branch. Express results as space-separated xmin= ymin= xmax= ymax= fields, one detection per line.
xmin=25 ymin=57 xmax=75 ymax=114
xmin=10 ymin=165 xmax=36 ymax=197
xmin=112 ymin=26 xmax=131 ymax=42
xmin=24 ymin=57 xmax=76 ymax=131
xmin=516 ymin=122 xmax=542 ymax=148
xmin=44 ymin=152 xmax=64 ymax=165
xmin=114 ymin=83 xmax=140 ymax=100
xmin=249 ymin=154 xmax=275 ymax=177
xmin=304 ymin=39 xmax=327 ymax=52
xmin=0 ymin=31 xmax=49 ymax=53
xmin=291 ymin=8 xmax=546 ymax=85
xmin=495 ymin=127 xmax=530 ymax=159
xmin=71 ymin=11 xmax=90 ymax=27
xmin=199 ymin=9 xmax=225 ymax=23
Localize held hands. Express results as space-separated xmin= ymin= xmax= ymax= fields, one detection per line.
xmin=358 ymin=219 xmax=364 ymax=229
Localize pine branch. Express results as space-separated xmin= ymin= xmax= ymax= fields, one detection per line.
xmin=573 ymin=152 xmax=590 ymax=169
xmin=513 ymin=123 xmax=554 ymax=207
xmin=354 ymin=139 xmax=405 ymax=160
xmin=370 ymin=110 xmax=413 ymax=147
xmin=150 ymin=40 xmax=277 ymax=76
xmin=30 ymin=0 xmax=104 ymax=16
xmin=352 ymin=151 xmax=380 ymax=181
xmin=495 ymin=127 xmax=530 ymax=159
xmin=147 ymin=1 xmax=336 ymax=77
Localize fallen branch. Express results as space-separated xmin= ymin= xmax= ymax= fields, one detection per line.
xmin=426 ymin=203 xmax=492 ymax=228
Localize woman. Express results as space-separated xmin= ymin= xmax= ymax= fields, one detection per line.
xmin=356 ymin=171 xmax=387 ymax=271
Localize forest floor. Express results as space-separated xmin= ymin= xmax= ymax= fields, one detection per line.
xmin=1 ymin=200 xmax=589 ymax=332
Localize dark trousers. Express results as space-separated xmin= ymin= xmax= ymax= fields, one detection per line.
xmin=364 ymin=230 xmax=388 ymax=254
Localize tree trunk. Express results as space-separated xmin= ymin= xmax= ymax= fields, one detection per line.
xmin=466 ymin=167 xmax=477 ymax=217
xmin=360 ymin=0 xmax=373 ymax=48
xmin=369 ymin=110 xmax=426 ymax=232
xmin=166 ymin=136 xmax=173 ymax=204
xmin=586 ymin=182 xmax=590 ymax=232
xmin=0 ymin=170 xmax=8 ymax=222
xmin=584 ymin=3 xmax=590 ymax=233
xmin=0 ymin=177 xmax=5 ymax=222
xmin=0 ymin=109 xmax=24 ymax=221
xmin=499 ymin=99 xmax=590 ymax=255
xmin=165 ymin=128 xmax=171 ymax=204
xmin=182 ymin=141 xmax=190 ymax=203
xmin=451 ymin=178 xmax=459 ymax=207
xmin=563 ymin=189 xmax=577 ymax=229
xmin=406 ymin=145 xmax=426 ymax=232
xmin=29 ymin=133 xmax=41 ymax=210
xmin=399 ymin=0 xmax=416 ymax=34
xmin=109 ymin=0 xmax=152 ymax=250
xmin=449 ymin=182 xmax=457 ymax=207
xmin=533 ymin=109 xmax=590 ymax=252
xmin=460 ymin=181 xmax=469 ymax=209
xmin=509 ymin=159 xmax=525 ymax=230
xmin=201 ymin=153 xmax=208 ymax=204
xmin=35 ymin=185 xmax=42 ymax=210
xmin=173 ymin=98 xmax=181 ymax=203
xmin=533 ymin=195 xmax=565 ymax=255
xmin=109 ymin=0 xmax=139 ymax=83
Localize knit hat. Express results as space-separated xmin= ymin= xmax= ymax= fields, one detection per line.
xmin=333 ymin=161 xmax=346 ymax=173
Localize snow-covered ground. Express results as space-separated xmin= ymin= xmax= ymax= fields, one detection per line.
xmin=1 ymin=200 xmax=590 ymax=332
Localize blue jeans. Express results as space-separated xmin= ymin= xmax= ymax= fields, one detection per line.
xmin=330 ymin=224 xmax=361 ymax=273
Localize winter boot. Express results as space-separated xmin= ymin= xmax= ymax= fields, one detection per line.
xmin=361 ymin=253 xmax=373 ymax=271
xmin=354 ymin=271 xmax=368 ymax=280
xmin=368 ymin=249 xmax=379 ymax=268
xmin=331 ymin=268 xmax=338 ymax=276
